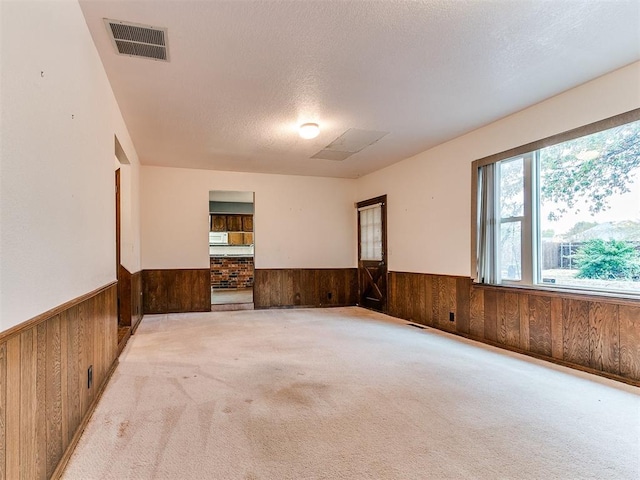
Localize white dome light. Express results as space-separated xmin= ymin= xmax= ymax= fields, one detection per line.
xmin=299 ymin=123 xmax=320 ymax=139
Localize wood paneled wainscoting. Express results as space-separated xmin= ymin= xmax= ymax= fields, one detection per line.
xmin=0 ymin=283 xmax=118 ymax=479
xmin=388 ymin=272 xmax=640 ymax=385
xmin=254 ymin=269 xmax=358 ymax=309
xmin=118 ymin=266 xmax=143 ymax=332
xmin=142 ymin=269 xmax=211 ymax=314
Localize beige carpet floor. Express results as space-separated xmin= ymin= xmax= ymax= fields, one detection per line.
xmin=62 ymin=307 xmax=640 ymax=480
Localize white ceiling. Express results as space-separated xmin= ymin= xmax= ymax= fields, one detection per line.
xmin=79 ymin=0 xmax=640 ymax=179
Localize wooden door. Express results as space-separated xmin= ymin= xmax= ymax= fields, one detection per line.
xmin=357 ymin=195 xmax=387 ymax=312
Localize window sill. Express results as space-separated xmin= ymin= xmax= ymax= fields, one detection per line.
xmin=471 ymin=281 xmax=640 ymax=306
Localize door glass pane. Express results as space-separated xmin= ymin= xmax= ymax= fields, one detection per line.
xmin=500 ymin=157 xmax=524 ymax=218
xmin=360 ymin=205 xmax=382 ymax=261
xmin=500 ymin=221 xmax=522 ymax=281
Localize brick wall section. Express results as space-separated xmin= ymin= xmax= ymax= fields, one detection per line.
xmin=210 ymin=256 xmax=254 ymax=288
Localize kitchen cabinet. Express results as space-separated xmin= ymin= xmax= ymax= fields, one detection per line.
xmin=210 ymin=214 xmax=254 ymax=245
xmin=228 ymin=232 xmax=244 ymax=245
xmin=211 ymin=215 xmax=227 ymax=232
xmin=226 ymin=215 xmax=243 ymax=232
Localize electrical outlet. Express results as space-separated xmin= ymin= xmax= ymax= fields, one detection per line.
xmin=449 ymin=312 xmax=455 ymax=322
xmin=88 ymin=365 xmax=93 ymax=389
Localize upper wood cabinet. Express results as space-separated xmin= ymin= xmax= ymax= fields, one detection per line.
xmin=211 ymin=215 xmax=227 ymax=232
xmin=210 ymin=214 xmax=254 ymax=234
xmin=226 ymin=215 xmax=243 ymax=232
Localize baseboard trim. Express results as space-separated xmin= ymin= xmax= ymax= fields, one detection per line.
xmin=51 ymin=358 xmax=120 ymax=480
xmin=131 ymin=313 xmax=143 ymax=334
xmin=254 ymin=303 xmax=355 ymax=310
xmin=0 ymin=281 xmax=117 ymax=344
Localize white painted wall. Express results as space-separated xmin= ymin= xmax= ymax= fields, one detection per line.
xmin=141 ymin=167 xmax=356 ymax=269
xmin=356 ymin=62 xmax=640 ymax=277
xmin=0 ymin=0 xmax=140 ymax=331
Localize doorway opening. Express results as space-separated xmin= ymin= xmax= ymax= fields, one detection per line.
xmin=209 ymin=190 xmax=255 ymax=310
xmin=357 ymin=195 xmax=387 ymax=312
xmin=115 ymin=167 xmax=130 ymax=351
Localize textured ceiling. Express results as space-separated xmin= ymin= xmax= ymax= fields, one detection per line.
xmin=79 ymin=0 xmax=640 ymax=179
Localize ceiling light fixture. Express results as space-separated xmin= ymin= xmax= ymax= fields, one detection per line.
xmin=299 ymin=123 xmax=320 ymax=139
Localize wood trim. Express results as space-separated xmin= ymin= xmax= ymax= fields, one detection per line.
xmin=131 ymin=271 xmax=143 ymax=333
xmin=472 ymin=282 xmax=640 ymax=307
xmin=115 ymin=170 xmax=121 ymax=283
xmin=118 ymin=265 xmax=131 ymax=327
xmin=356 ymin=195 xmax=386 ymax=209
xmin=0 ymin=282 xmax=117 ymax=344
xmin=50 ymin=359 xmax=119 ymax=480
xmin=117 ymin=267 xmax=144 ymax=332
xmin=391 ymin=271 xmax=471 ymax=280
xmin=472 ymin=108 xmax=640 ymax=169
xmin=254 ymin=268 xmax=358 ymax=309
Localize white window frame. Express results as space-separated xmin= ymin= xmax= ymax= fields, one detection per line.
xmin=495 ymin=153 xmax=535 ymax=286
xmin=471 ymin=108 xmax=640 ymax=298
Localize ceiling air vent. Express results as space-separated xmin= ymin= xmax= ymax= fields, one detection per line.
xmin=104 ymin=19 xmax=169 ymax=61
xmin=311 ymin=129 xmax=388 ymax=161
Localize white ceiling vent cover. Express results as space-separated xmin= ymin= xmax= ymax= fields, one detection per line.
xmin=104 ymin=19 xmax=169 ymax=61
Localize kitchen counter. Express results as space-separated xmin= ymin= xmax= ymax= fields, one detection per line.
xmin=209 ymin=244 xmax=254 ymax=256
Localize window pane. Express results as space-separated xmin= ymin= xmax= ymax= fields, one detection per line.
xmin=500 ymin=158 xmax=524 ymax=218
xmin=538 ymin=119 xmax=640 ymax=293
xmin=360 ymin=205 xmax=382 ymax=261
xmin=501 ymin=221 xmax=522 ymax=281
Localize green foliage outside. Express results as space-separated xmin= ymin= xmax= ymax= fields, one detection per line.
xmin=540 ymin=121 xmax=640 ymax=221
xmin=575 ymin=239 xmax=640 ymax=280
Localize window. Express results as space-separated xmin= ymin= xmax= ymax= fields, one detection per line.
xmin=359 ymin=203 xmax=383 ymax=261
xmin=474 ymin=110 xmax=640 ymax=296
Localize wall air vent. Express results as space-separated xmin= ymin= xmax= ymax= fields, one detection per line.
xmin=104 ymin=19 xmax=169 ymax=62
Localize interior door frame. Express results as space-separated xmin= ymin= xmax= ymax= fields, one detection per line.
xmin=115 ymin=168 xmax=122 ymax=324
xmin=357 ymin=194 xmax=387 ymax=313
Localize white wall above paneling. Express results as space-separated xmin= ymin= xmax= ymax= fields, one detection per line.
xmin=356 ymin=62 xmax=640 ymax=277
xmin=141 ymin=167 xmax=357 ymax=270
xmin=0 ymin=0 xmax=140 ymax=331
